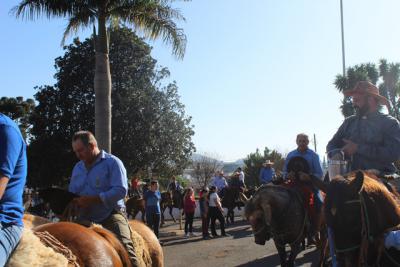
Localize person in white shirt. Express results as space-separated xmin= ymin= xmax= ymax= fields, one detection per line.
xmin=237 ymin=167 xmax=245 ymax=187
xmin=208 ymin=186 xmax=229 ymax=237
xmin=211 ymin=171 xmax=228 ymax=197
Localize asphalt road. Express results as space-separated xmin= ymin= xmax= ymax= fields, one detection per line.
xmin=159 ymin=217 xmax=320 ymax=267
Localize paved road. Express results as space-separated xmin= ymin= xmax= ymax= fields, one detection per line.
xmin=159 ymin=217 xmax=320 ymax=267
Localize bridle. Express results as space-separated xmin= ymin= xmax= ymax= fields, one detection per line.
xmin=335 ymin=190 xmax=400 ymax=266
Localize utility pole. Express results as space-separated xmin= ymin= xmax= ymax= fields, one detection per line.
xmin=313 ymin=133 xmax=317 ymax=152
xmin=340 ymin=0 xmax=346 ymax=76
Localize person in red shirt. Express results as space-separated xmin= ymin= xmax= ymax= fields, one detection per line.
xmin=183 ymin=187 xmax=197 ymax=238
xmin=130 ymin=176 xmax=141 ymax=198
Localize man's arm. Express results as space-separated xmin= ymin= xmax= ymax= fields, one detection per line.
xmin=98 ymin=158 xmax=127 ymax=208
xmin=312 ymin=153 xmax=324 ymax=179
xmin=0 ymin=125 xmax=22 ymax=200
xmin=0 ymin=175 xmax=9 ymax=200
xmin=326 ymin=119 xmax=348 ymax=153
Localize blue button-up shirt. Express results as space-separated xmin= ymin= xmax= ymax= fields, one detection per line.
xmin=0 ymin=113 xmax=27 ymax=226
xmin=69 ymin=150 xmax=128 ymax=223
xmin=259 ymin=167 xmax=275 ymax=184
xmin=212 ymin=176 xmax=227 ymax=191
xmin=283 ymin=148 xmax=323 ymax=179
xmin=327 ymin=111 xmax=400 ymax=173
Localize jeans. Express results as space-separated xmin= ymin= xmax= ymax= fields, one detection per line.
xmin=0 ymin=223 xmax=23 ymax=267
xmin=100 ymin=211 xmax=139 ymax=267
xmin=146 ymin=212 xmax=161 ymax=238
xmin=209 ymin=207 xmax=225 ymax=235
xmin=201 ymin=214 xmax=210 ymax=236
xmin=184 ymin=212 xmax=194 ymax=234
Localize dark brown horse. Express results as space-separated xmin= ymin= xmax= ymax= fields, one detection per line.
xmin=325 ymin=171 xmax=400 ymax=267
xmin=126 ymin=196 xmax=146 ymax=222
xmin=242 ymin=185 xmax=309 ymax=267
xmin=160 ymin=190 xmax=184 ymax=228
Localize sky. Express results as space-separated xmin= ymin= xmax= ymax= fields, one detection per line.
xmin=2 ymin=0 xmax=400 ymax=162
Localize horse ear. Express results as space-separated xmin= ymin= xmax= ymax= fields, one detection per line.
xmin=351 ymin=171 xmax=364 ymax=193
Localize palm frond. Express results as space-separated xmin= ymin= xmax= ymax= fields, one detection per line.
xmin=111 ymin=0 xmax=187 ymax=59
xmin=62 ymin=9 xmax=97 ymax=45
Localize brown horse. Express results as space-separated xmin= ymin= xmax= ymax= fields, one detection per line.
xmin=126 ymin=196 xmax=146 ymax=222
xmin=21 ymin=214 xmax=163 ymax=267
xmin=325 ymin=171 xmax=400 ymax=267
xmin=34 ymin=221 xmax=131 ymax=267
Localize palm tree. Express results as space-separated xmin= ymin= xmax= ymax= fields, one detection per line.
xmin=13 ymin=0 xmax=187 ymax=152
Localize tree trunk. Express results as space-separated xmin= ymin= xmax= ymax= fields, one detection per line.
xmin=94 ymin=15 xmax=112 ymax=152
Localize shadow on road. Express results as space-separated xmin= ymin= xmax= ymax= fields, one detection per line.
xmin=235 ymin=247 xmax=321 ymax=267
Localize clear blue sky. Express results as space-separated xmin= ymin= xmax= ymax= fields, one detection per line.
xmin=2 ymin=0 xmax=400 ymax=161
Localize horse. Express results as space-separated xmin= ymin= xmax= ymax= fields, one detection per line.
xmin=35 ymin=188 xmax=164 ymax=266
xmin=325 ymin=171 xmax=400 ymax=267
xmin=241 ymin=156 xmax=328 ymax=267
xmin=126 ymin=196 xmax=146 ymax=222
xmin=160 ymin=189 xmax=184 ymax=229
xmin=222 ymin=186 xmax=247 ymax=224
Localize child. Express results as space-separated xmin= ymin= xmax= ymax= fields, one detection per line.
xmin=144 ymin=180 xmax=162 ymax=242
xmin=199 ymin=187 xmax=211 ymax=239
xmin=183 ymin=187 xmax=196 ymax=237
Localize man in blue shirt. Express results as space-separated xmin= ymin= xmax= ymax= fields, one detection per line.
xmin=259 ymin=160 xmax=275 ymax=185
xmin=0 ymin=113 xmax=27 ymax=266
xmin=283 ymin=133 xmax=323 ymax=245
xmin=144 ymin=180 xmax=161 ymax=240
xmin=69 ymin=131 xmax=139 ymax=266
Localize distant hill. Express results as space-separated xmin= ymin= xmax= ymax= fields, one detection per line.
xmin=190 ymin=153 xmax=244 ymax=175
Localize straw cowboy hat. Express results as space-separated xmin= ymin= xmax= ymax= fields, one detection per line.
xmin=344 ymin=81 xmax=390 ymax=109
xmin=264 ymin=160 xmax=274 ymax=165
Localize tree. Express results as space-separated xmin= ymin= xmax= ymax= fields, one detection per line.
xmin=243 ymin=147 xmax=285 ymax=187
xmin=27 ymin=28 xmax=194 ymax=187
xmin=333 ymin=59 xmax=400 ymax=120
xmin=190 ymin=153 xmax=223 ymax=188
xmin=14 ymin=0 xmax=188 ymax=152
xmin=0 ymin=96 xmax=35 ymax=140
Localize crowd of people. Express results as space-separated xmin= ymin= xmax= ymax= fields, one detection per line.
xmin=4 ymin=80 xmax=400 ymax=265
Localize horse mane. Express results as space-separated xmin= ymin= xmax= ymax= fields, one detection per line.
xmin=339 ymin=171 xmax=400 ymax=232
xmin=90 ymin=225 xmax=132 ymax=267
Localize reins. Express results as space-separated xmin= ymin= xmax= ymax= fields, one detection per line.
xmin=337 ymin=189 xmax=400 ymax=266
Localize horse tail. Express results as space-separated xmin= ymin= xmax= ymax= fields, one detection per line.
xmin=91 ymin=226 xmax=132 ymax=267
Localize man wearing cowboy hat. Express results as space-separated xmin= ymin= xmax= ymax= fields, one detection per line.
xmin=327 ymin=80 xmax=400 ymax=174
xmin=259 ymin=160 xmax=275 ymax=185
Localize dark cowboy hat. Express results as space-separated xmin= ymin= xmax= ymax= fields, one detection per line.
xmin=344 ymin=81 xmax=390 ymax=109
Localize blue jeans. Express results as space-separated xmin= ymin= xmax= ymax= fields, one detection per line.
xmin=0 ymin=223 xmax=23 ymax=267
xmin=146 ymin=212 xmax=160 ymax=238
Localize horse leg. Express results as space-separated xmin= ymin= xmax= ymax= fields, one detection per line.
xmin=288 ymin=242 xmax=302 ymax=267
xmin=169 ymin=207 xmax=176 ymax=223
xmin=230 ymin=208 xmax=234 ymax=224
xmin=179 ymin=209 xmax=183 ymax=230
xmin=274 ymin=241 xmax=288 ymax=267
xmin=160 ymin=208 xmax=165 ymax=226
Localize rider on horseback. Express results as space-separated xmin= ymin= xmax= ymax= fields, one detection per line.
xmin=69 ymin=131 xmax=140 ymax=266
xmin=283 ymin=133 xmax=324 ymax=245
xmin=326 ymin=81 xmax=400 ymax=251
xmin=0 ymin=113 xmax=27 ymax=266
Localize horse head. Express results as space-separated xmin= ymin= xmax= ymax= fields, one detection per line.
xmin=325 ymin=171 xmax=400 ymax=267
xmin=243 ymin=186 xmax=284 ymax=245
xmin=287 ymin=156 xmax=310 ymax=180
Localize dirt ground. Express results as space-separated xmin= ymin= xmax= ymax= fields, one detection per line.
xmin=159 ymin=217 xmax=321 ymax=267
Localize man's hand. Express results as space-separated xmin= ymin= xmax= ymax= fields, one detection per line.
xmin=342 ymin=139 xmax=358 ymax=156
xmin=71 ymin=196 xmax=101 ymax=209
xmin=298 ymin=171 xmax=311 ymax=182
xmin=287 ymin=171 xmax=295 ymax=180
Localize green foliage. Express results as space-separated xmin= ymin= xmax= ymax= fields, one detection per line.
xmin=334 ymin=59 xmax=400 ymax=119
xmin=27 ymin=27 xmax=195 ymax=187
xmin=243 ymin=147 xmax=285 ymax=187
xmin=0 ymin=97 xmax=35 ymax=140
